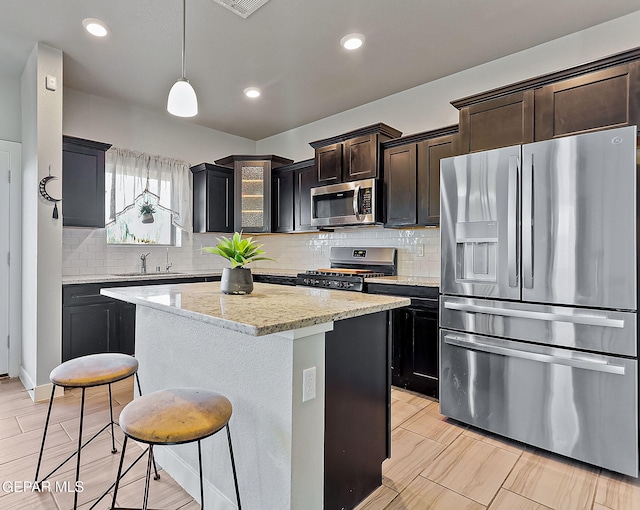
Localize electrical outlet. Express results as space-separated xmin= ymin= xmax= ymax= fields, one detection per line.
xmin=416 ymin=242 xmax=424 ymax=257
xmin=302 ymin=367 xmax=316 ymax=402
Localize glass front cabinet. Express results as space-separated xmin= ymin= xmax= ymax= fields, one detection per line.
xmin=215 ymin=155 xmax=293 ymax=233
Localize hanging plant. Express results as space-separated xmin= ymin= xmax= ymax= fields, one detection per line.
xmin=139 ymin=203 xmax=156 ymax=224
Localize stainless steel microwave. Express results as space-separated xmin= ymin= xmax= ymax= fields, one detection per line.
xmin=310 ymin=178 xmax=379 ymax=227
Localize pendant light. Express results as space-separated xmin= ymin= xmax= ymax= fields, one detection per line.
xmin=167 ymin=0 xmax=198 ymax=117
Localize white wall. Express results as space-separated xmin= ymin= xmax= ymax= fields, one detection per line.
xmin=0 ymin=76 xmax=21 ymax=143
xmin=257 ymin=10 xmax=640 ymax=161
xmin=21 ymin=43 xmax=63 ymax=400
xmin=63 ymin=89 xmax=256 ymax=165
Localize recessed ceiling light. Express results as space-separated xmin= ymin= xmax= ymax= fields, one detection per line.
xmin=82 ymin=18 xmax=110 ymax=38
xmin=244 ymin=87 xmax=261 ymax=98
xmin=340 ymin=33 xmax=365 ymax=50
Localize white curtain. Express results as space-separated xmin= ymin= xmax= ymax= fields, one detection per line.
xmin=105 ymin=147 xmax=192 ymax=233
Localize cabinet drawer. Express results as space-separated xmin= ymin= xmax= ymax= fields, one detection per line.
xmin=63 ymin=284 xmax=112 ymax=306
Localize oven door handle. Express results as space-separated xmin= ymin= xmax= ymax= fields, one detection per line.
xmin=443 ymin=301 xmax=625 ymax=329
xmin=443 ymin=334 xmax=626 ymax=375
xmin=352 ymin=183 xmax=361 ymax=221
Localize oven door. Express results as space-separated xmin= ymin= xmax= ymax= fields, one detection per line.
xmin=440 ymin=329 xmax=639 ymax=477
xmin=311 ymin=179 xmax=377 ymax=227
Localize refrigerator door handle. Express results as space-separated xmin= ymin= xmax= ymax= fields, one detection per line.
xmin=443 ymin=334 xmax=626 ymax=375
xmin=443 ymin=301 xmax=625 ymax=328
xmin=508 ymin=155 xmax=519 ymax=288
xmin=522 ymin=152 xmax=534 ymax=289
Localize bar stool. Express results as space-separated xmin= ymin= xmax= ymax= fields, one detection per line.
xmin=110 ymin=387 xmax=241 ymax=510
xmin=35 ymin=352 xmax=141 ymax=510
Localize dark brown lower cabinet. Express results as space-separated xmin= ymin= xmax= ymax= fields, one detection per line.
xmin=62 ymin=290 xmax=134 ymax=362
xmin=368 ymin=284 xmax=439 ymax=398
xmin=325 ymin=311 xmax=389 ymax=510
xmin=62 ymin=276 xmax=220 ymax=362
xmin=390 ymin=298 xmax=439 ymax=398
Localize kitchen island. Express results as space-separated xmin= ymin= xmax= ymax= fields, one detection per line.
xmin=101 ymin=281 xmax=409 ymax=510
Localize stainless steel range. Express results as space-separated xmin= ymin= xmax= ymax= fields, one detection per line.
xmin=297 ymin=247 xmax=397 ymax=292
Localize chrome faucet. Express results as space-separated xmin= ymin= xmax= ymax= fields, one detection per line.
xmin=140 ymin=252 xmax=150 ymax=274
xmin=165 ymin=247 xmax=173 ymax=273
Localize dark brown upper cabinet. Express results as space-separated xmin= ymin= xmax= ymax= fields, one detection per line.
xmin=383 ymin=126 xmax=457 ymax=228
xmin=62 ymin=136 xmax=112 ymax=228
xmin=270 ymin=158 xmax=318 ymax=233
xmin=534 ymin=60 xmax=640 ymax=140
xmin=417 ymin=131 xmax=456 ymax=225
xmin=315 ymin=144 xmax=342 ymax=184
xmin=271 ymin=167 xmax=295 ymax=233
xmin=454 ymin=91 xmax=534 ymax=153
xmin=190 ymin=163 xmax=234 ymax=233
xmin=343 ymin=134 xmax=379 ymax=181
xmin=310 ymin=123 xmax=402 ymax=184
xmin=451 ymin=47 xmax=640 ymax=153
xmin=215 ymin=154 xmax=293 ymax=234
xmin=268 ymin=158 xmax=322 ymax=233
xmin=384 ymin=144 xmax=417 ymax=226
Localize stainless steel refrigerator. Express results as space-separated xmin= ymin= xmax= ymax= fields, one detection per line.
xmin=439 ymin=125 xmax=638 ymax=477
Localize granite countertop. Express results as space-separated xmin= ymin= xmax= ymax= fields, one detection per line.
xmin=101 ymin=282 xmax=410 ymax=336
xmin=63 ymin=269 xmax=440 ymax=289
xmin=367 ymin=276 xmax=440 ymax=288
xmin=62 ymin=268 xmax=301 ymax=285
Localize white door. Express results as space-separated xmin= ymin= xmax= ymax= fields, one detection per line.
xmin=0 ymin=141 xmax=18 ymax=375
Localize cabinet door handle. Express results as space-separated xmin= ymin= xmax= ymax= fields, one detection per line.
xmin=70 ymin=293 xmax=103 ymax=299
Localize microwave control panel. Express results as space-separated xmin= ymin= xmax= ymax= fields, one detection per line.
xmin=360 ymin=188 xmax=373 ymax=214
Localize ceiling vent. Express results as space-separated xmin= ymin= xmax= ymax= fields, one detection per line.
xmin=212 ymin=0 xmax=271 ymax=18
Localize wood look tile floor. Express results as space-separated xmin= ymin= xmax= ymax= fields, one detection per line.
xmin=0 ymin=377 xmax=638 ymax=510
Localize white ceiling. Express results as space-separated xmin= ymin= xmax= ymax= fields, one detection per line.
xmin=1 ymin=0 xmax=639 ymax=140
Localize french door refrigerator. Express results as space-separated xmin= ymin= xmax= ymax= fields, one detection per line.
xmin=439 ymin=125 xmax=638 ymax=477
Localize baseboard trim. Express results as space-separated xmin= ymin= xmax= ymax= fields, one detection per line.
xmin=19 ymin=367 xmax=62 ymax=402
xmin=154 ymin=446 xmax=237 ymax=510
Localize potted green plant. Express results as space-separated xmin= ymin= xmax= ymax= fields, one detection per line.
xmin=139 ymin=203 xmax=156 ymax=224
xmin=202 ymin=232 xmax=273 ymax=294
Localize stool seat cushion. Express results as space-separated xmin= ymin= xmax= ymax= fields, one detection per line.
xmin=50 ymin=353 xmax=139 ymax=388
xmin=119 ymin=388 xmax=233 ymax=445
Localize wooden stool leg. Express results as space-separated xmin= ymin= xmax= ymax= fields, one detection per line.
xmin=73 ymin=387 xmax=86 ymax=510
xmin=34 ymin=384 xmax=56 ymax=482
xmin=226 ymin=424 xmax=241 ymax=510
xmin=111 ymin=435 xmax=128 ymax=509
xmin=108 ymin=383 xmax=117 ymax=454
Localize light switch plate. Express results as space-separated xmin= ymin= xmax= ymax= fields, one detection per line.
xmin=45 ymin=75 xmax=57 ymax=91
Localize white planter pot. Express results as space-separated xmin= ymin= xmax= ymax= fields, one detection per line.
xmin=220 ymin=267 xmax=253 ymax=295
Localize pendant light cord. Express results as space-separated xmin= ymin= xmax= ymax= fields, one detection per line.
xmin=181 ymin=0 xmax=186 ymax=79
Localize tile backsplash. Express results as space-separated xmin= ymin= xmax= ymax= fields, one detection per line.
xmin=62 ymin=226 xmax=440 ymax=277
